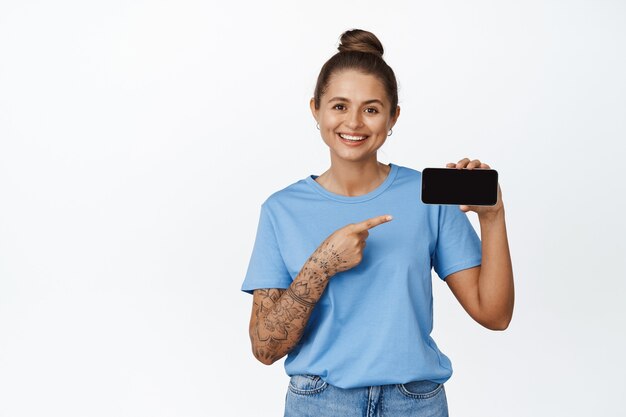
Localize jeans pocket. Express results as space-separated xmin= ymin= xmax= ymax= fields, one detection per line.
xmin=288 ymin=374 xmax=329 ymax=395
xmin=397 ymin=380 xmax=444 ymax=399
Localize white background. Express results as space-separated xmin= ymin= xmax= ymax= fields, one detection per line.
xmin=1 ymin=1 xmax=625 ymax=416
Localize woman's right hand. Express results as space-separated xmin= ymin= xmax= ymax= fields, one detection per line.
xmin=248 ymin=214 xmax=393 ymax=365
xmin=310 ymin=214 xmax=394 ymax=277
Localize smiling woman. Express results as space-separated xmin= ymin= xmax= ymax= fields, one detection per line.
xmin=310 ymin=70 xmax=400 ymax=190
xmin=241 ymin=28 xmax=514 ymax=417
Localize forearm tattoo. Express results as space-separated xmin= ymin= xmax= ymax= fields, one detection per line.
xmin=285 ymin=286 xmax=315 ymax=308
xmin=251 ymin=242 xmax=347 ymax=363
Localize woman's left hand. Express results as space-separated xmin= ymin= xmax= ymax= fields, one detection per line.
xmin=446 ymin=158 xmax=504 ymax=219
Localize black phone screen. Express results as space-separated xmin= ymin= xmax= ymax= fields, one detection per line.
xmin=421 ymin=168 xmax=498 ymax=206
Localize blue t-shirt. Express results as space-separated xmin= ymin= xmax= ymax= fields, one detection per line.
xmin=241 ymin=163 xmax=482 ymax=389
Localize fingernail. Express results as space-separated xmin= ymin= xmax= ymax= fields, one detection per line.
xmin=386 ymin=215 xmax=393 ymax=221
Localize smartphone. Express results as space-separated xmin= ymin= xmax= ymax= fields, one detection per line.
xmin=421 ymin=167 xmax=498 ymax=206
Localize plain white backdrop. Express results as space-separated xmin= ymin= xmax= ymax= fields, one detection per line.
xmin=1 ymin=1 xmax=625 ymax=416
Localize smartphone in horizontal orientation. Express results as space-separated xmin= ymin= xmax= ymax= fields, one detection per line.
xmin=421 ymin=167 xmax=499 ymax=206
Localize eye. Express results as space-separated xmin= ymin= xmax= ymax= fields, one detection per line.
xmin=333 ymin=104 xmax=346 ymax=110
xmin=364 ymin=107 xmax=379 ymax=114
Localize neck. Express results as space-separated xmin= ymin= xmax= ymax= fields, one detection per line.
xmin=316 ymin=155 xmax=391 ymax=197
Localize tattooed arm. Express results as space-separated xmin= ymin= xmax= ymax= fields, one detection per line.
xmin=248 ymin=214 xmax=394 ymax=365
xmin=249 ymin=256 xmax=330 ymax=365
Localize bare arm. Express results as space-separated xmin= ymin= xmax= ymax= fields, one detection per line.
xmin=248 ymin=214 xmax=393 ymax=365
xmin=249 ymin=265 xmax=327 ymax=364
xmin=446 ymin=208 xmax=514 ymax=330
xmin=444 ymin=158 xmax=514 ymax=330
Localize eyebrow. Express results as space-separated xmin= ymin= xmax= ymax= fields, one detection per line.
xmin=328 ymin=96 xmax=385 ymax=107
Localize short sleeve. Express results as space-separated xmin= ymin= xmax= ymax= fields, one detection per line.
xmin=241 ymin=203 xmax=292 ymax=294
xmin=432 ymin=205 xmax=482 ymax=280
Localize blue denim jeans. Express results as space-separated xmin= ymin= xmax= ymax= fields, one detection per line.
xmin=284 ymin=374 xmax=449 ymax=417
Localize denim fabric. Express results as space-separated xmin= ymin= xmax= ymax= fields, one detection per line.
xmin=284 ymin=374 xmax=448 ymax=417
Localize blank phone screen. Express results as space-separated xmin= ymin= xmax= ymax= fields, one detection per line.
xmin=421 ymin=168 xmax=499 ymax=206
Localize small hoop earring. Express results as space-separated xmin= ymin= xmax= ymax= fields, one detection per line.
xmin=316 ymin=123 xmax=320 ymax=130
xmin=388 ymin=129 xmax=393 ymax=136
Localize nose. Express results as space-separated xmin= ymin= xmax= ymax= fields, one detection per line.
xmin=345 ymin=109 xmax=364 ymax=130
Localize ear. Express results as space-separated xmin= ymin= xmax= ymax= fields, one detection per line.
xmin=309 ymin=98 xmax=319 ymax=122
xmin=389 ymin=105 xmax=401 ymax=129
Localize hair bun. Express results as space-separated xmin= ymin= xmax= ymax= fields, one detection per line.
xmin=337 ymin=29 xmax=384 ymax=58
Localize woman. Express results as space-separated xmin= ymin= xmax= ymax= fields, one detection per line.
xmin=241 ymin=29 xmax=514 ymax=417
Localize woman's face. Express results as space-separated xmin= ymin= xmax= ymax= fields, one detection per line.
xmin=310 ymin=69 xmax=400 ymax=164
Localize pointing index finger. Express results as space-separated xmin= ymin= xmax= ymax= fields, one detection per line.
xmin=353 ymin=215 xmax=393 ymax=232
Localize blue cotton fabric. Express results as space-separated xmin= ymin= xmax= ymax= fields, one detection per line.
xmin=241 ymin=163 xmax=482 ymax=389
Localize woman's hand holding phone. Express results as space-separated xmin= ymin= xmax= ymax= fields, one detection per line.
xmin=446 ymin=157 xmax=504 ymax=219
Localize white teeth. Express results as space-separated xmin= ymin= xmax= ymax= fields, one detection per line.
xmin=339 ymin=133 xmax=367 ymax=141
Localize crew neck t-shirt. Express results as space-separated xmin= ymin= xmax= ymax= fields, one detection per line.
xmin=241 ymin=163 xmax=482 ymax=389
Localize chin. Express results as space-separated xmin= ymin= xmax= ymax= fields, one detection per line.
xmin=331 ymin=150 xmax=376 ymax=163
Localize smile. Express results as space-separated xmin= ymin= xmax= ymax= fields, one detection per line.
xmin=338 ymin=133 xmax=368 ymax=141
